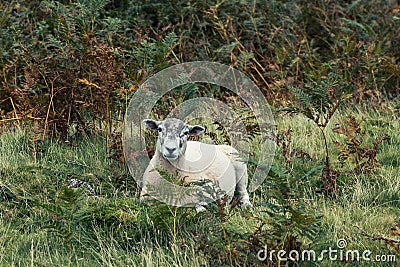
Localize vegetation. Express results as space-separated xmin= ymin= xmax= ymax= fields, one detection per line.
xmin=0 ymin=0 xmax=399 ymax=266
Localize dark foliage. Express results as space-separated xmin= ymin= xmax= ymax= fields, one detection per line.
xmin=1 ymin=0 xmax=399 ymax=138
xmin=333 ymin=114 xmax=389 ymax=174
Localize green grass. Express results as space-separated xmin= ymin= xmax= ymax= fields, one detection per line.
xmin=0 ymin=104 xmax=399 ymax=266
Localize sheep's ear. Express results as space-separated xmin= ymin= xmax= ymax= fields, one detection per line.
xmin=143 ymin=119 xmax=161 ymax=131
xmin=187 ymin=125 xmax=205 ymax=136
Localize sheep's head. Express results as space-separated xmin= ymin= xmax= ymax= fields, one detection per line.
xmin=143 ymin=118 xmax=205 ymax=161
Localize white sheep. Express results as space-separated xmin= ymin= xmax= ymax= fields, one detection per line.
xmin=140 ymin=118 xmax=252 ymax=211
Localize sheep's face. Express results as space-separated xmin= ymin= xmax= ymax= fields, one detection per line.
xmin=143 ymin=118 xmax=205 ymax=161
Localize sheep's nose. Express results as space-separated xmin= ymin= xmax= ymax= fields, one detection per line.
xmin=165 ymin=147 xmax=176 ymax=153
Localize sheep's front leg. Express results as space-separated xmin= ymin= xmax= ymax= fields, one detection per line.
xmin=195 ymin=203 xmax=207 ymax=213
xmin=140 ymin=167 xmax=162 ymax=202
xmin=234 ymin=162 xmax=252 ymax=208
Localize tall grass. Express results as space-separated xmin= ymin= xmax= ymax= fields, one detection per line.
xmin=1 ymin=104 xmax=399 ymax=266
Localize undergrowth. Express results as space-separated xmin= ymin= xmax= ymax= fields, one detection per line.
xmin=1 ymin=105 xmax=399 ymax=266
xmin=0 ymin=0 xmax=399 ymax=266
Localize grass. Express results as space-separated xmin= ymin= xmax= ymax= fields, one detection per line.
xmin=0 ymin=104 xmax=399 ymax=266
xmin=1 ymin=1 xmax=399 ymax=265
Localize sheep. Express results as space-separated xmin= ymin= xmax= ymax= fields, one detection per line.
xmin=140 ymin=117 xmax=252 ymax=212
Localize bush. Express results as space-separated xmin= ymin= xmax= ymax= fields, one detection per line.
xmin=1 ymin=0 xmax=399 ymax=138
